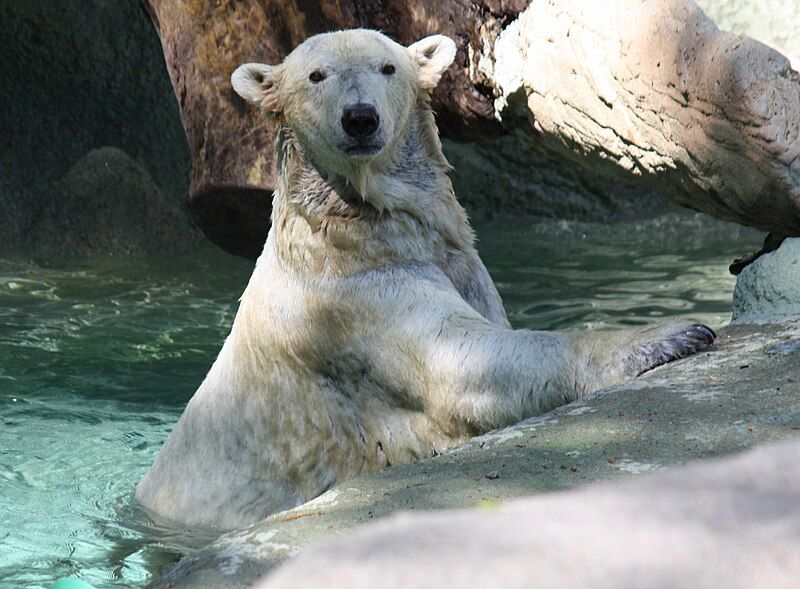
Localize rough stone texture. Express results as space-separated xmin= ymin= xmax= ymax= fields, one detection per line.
xmin=261 ymin=438 xmax=800 ymax=589
xmin=148 ymin=320 xmax=800 ymax=588
xmin=18 ymin=147 xmax=201 ymax=258
xmin=443 ymin=132 xmax=673 ymax=221
xmin=732 ymin=238 xmax=800 ymax=322
xmin=697 ymin=0 xmax=800 ymax=66
xmin=492 ymin=0 xmax=800 ymax=237
xmin=0 ymin=0 xmax=195 ymax=256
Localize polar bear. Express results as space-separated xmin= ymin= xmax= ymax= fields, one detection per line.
xmin=135 ymin=30 xmax=715 ymax=529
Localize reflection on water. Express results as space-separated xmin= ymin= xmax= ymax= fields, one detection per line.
xmin=0 ymin=212 xmax=761 ymax=588
xmin=0 ymin=249 xmax=251 ymax=588
xmin=476 ymin=213 xmax=759 ymax=332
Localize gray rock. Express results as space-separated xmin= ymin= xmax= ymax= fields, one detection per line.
xmin=21 ymin=147 xmax=200 ymax=258
xmin=444 ymin=132 xmax=672 ymax=222
xmin=732 ymin=238 xmax=800 ymax=322
xmin=697 ymin=0 xmax=800 ymax=65
xmin=148 ymin=321 xmax=800 ymax=588
xmin=449 ymin=0 xmax=800 ymax=231
xmin=0 ymin=0 xmax=192 ymax=254
xmin=262 ymin=439 xmax=800 ymax=589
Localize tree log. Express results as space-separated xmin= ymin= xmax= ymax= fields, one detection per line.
xmin=142 ymin=0 xmax=800 ymax=258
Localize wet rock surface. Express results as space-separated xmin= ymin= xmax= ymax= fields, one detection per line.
xmin=149 ymin=320 xmax=800 ymax=588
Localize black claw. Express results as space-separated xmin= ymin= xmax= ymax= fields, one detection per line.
xmin=627 ymin=322 xmax=716 ymax=377
xmin=688 ymin=323 xmax=716 ymax=344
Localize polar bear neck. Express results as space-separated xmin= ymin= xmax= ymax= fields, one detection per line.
xmin=270 ymin=108 xmax=475 ymax=275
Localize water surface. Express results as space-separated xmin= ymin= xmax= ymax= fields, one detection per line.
xmin=0 ymin=213 xmax=761 ymax=588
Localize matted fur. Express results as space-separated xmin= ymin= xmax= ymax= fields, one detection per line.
xmin=135 ymin=30 xmax=714 ymax=529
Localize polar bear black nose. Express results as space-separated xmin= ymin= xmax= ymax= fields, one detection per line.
xmin=341 ymin=103 xmax=380 ymax=138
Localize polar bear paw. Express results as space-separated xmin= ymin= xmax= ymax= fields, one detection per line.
xmin=622 ymin=322 xmax=716 ymax=377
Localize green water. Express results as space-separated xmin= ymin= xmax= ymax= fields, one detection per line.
xmin=0 ymin=213 xmax=760 ymax=588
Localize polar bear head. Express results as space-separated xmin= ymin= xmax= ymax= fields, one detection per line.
xmin=231 ymin=30 xmax=456 ymax=178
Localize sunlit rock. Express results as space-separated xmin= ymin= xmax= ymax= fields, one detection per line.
xmin=261 ymin=438 xmax=800 ymax=588
xmin=733 ymin=238 xmax=800 ymax=322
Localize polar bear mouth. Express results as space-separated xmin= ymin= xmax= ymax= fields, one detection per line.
xmin=343 ymin=143 xmax=383 ymax=157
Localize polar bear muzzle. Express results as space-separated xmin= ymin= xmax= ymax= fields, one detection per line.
xmin=341 ymin=103 xmax=381 ymax=155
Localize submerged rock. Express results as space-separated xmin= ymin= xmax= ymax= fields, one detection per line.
xmin=22 ymin=147 xmax=201 ymax=258
xmin=732 ymin=238 xmax=800 ymax=322
xmin=148 ymin=321 xmax=800 ymax=588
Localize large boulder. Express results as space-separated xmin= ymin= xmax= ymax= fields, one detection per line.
xmin=141 ymin=0 xmax=800 ymax=258
xmin=697 ymin=0 xmax=800 ymax=65
xmin=491 ymin=0 xmax=800 ymax=237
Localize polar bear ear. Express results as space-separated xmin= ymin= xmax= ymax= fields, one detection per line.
xmin=407 ymin=35 xmax=457 ymax=91
xmin=231 ymin=63 xmax=281 ymax=112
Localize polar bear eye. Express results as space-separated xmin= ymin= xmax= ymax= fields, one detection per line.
xmin=381 ymin=64 xmax=396 ymax=76
xmin=309 ymin=70 xmax=326 ymax=83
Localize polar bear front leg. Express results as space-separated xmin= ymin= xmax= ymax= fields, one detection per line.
xmin=582 ymin=321 xmax=717 ymax=386
xmin=400 ymin=304 xmax=715 ymax=434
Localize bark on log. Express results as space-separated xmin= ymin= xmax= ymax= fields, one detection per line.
xmin=142 ymin=0 xmax=800 ymax=258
